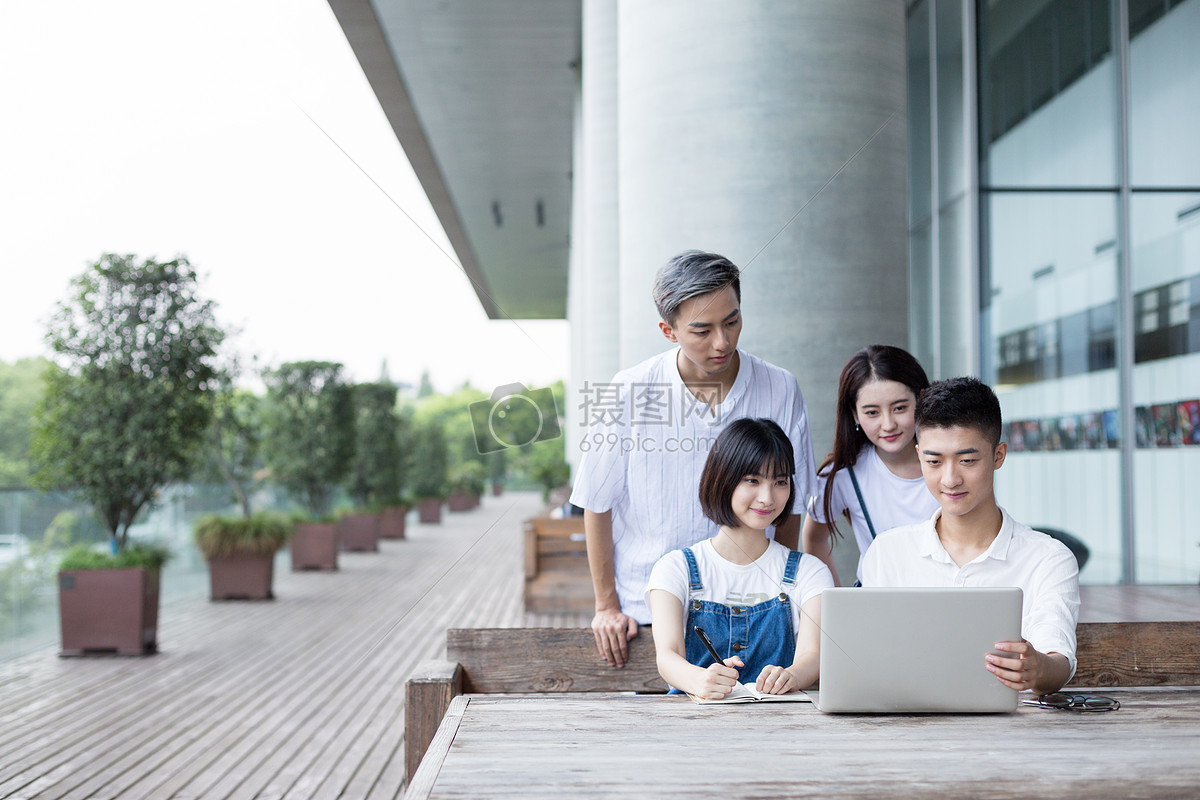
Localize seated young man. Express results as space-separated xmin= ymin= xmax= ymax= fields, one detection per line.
xmin=860 ymin=376 xmax=1080 ymax=695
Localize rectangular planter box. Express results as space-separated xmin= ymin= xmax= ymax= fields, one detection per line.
xmin=59 ymin=566 xmax=159 ymax=656
xmin=380 ymin=506 xmax=409 ymax=540
xmin=208 ymin=553 xmax=275 ymax=600
xmin=447 ymin=492 xmax=472 ymax=512
xmin=417 ymin=498 xmax=442 ymax=524
xmin=291 ymin=522 xmax=339 ymax=571
xmin=339 ymin=512 xmax=380 ymax=552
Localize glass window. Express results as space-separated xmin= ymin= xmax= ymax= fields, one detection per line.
xmin=938 ymin=197 xmax=974 ymax=376
xmin=909 ymin=0 xmax=932 ymax=225
xmin=1127 ymin=191 xmax=1200 ymax=583
xmin=1130 ymin=0 xmax=1200 ymax=186
xmin=1131 ymin=192 xmax=1200 ymax=365
xmin=984 ymin=192 xmax=1121 ymax=582
xmin=980 ymin=0 xmax=1116 ymax=188
xmin=1058 ymin=0 xmax=1090 ymax=87
xmin=936 ymin=0 xmax=965 ymax=199
xmin=910 ymin=221 xmax=936 ymax=374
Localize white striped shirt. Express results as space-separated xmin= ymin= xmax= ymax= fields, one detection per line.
xmin=569 ymin=347 xmax=817 ymax=624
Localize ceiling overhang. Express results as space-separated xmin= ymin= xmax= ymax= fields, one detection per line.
xmin=327 ymin=0 xmax=580 ymax=320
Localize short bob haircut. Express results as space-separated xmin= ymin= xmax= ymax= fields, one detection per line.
xmin=699 ymin=417 xmax=796 ymax=530
xmin=915 ymin=376 xmax=1003 ymax=446
xmin=652 ymin=250 xmax=742 ymax=326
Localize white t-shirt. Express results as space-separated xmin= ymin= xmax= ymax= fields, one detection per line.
xmin=570 ymin=347 xmax=817 ymax=624
xmin=645 ymin=539 xmax=833 ymax=640
xmin=807 ymin=443 xmax=940 ymax=582
xmin=860 ymin=506 xmax=1081 ymax=675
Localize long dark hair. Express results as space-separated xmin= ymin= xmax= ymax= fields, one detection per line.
xmin=818 ymin=345 xmax=930 ymax=539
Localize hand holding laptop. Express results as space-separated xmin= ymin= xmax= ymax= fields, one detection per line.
xmin=986 ymin=637 xmax=1073 ymax=694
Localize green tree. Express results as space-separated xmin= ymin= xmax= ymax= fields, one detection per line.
xmin=416 ymin=370 xmax=435 ymax=399
xmin=408 ymin=416 xmax=448 ymax=500
xmin=526 ymin=438 xmax=570 ymax=503
xmin=504 ymin=380 xmax=567 ymax=489
xmin=31 ymin=254 xmax=223 ymax=551
xmin=0 ymin=358 xmax=51 ymax=486
xmin=346 ymin=382 xmax=403 ymax=507
xmin=416 ymin=385 xmax=487 ymax=476
xmin=206 ymin=389 xmax=263 ymax=518
xmin=486 ymin=449 xmax=507 ymax=488
xmin=262 ymin=361 xmax=354 ymax=516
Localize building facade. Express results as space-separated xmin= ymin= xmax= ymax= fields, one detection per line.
xmin=909 ymin=0 xmax=1200 ymax=583
xmin=332 ymin=0 xmax=1200 ymax=585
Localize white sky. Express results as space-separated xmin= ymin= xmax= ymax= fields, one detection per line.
xmin=0 ymin=0 xmax=568 ymax=395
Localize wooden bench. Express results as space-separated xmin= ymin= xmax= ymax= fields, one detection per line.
xmin=523 ymin=516 xmax=594 ymax=614
xmin=404 ymin=620 xmax=1200 ymax=783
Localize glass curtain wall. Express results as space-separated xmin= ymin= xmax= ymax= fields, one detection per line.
xmin=972 ymin=0 xmax=1200 ymax=584
xmin=1127 ymin=0 xmax=1200 ymax=582
xmin=908 ymin=0 xmax=976 ymax=381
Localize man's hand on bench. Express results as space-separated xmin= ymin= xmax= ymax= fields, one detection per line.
xmin=592 ymin=607 xmax=639 ymax=667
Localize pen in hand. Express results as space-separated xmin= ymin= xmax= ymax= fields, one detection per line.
xmin=693 ymin=626 xmax=730 ymax=668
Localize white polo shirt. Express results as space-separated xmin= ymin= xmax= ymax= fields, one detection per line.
xmin=860 ymin=506 xmax=1080 ymax=675
xmin=807 ymin=443 xmax=941 ymax=582
xmin=569 ymin=347 xmax=817 ymax=624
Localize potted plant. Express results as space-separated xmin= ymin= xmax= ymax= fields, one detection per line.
xmin=193 ymin=512 xmax=292 ymax=600
xmin=289 ymin=515 xmax=340 ymax=571
xmin=336 ymin=508 xmax=380 ymax=552
xmin=380 ymin=407 xmax=414 ymax=539
xmin=379 ymin=502 xmax=409 ymax=540
xmin=202 ymin=351 xmax=266 ymax=520
xmin=447 ymin=461 xmax=486 ymax=512
xmin=487 ymin=450 xmax=506 ymax=497
xmin=57 ymin=543 xmax=169 ymax=656
xmin=528 ymin=439 xmax=572 ymax=505
xmin=410 ymin=417 xmax=447 ymax=523
xmin=263 ymin=361 xmax=354 ymax=570
xmin=31 ymin=254 xmax=222 ymax=656
xmin=339 ymin=381 xmax=404 ymax=550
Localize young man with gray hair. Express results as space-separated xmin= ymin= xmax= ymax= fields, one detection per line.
xmin=570 ymin=250 xmax=818 ymax=666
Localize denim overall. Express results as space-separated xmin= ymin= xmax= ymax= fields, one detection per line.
xmin=676 ymin=547 xmax=801 ymax=690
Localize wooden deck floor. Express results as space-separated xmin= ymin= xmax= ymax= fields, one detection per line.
xmin=0 ymin=491 xmax=585 ymax=800
xmin=1 ymin=490 xmax=1196 ymax=799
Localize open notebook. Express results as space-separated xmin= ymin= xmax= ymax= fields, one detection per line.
xmin=687 ymin=682 xmax=814 ymax=705
xmin=808 ymin=587 xmax=1023 ymax=713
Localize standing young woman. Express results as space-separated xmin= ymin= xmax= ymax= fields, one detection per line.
xmin=801 ymin=345 xmax=937 ymax=586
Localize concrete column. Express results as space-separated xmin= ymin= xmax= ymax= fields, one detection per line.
xmin=568 ymin=0 xmax=621 ymax=463
xmin=616 ymin=0 xmax=908 ymax=454
xmin=566 ymin=80 xmax=586 ymax=473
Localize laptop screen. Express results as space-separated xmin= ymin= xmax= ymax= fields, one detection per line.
xmin=813 ymin=587 xmax=1023 ymax=713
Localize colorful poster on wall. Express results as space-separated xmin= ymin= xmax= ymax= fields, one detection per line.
xmin=1058 ymin=416 xmax=1079 ymax=450
xmin=1082 ymin=412 xmax=1104 ymax=449
xmin=1023 ymin=420 xmax=1043 ymax=452
xmin=1135 ymin=406 xmax=1153 ymax=448
xmin=1042 ymin=418 xmax=1063 ymax=451
xmin=1006 ymin=421 xmax=1026 ymax=452
xmin=1103 ymin=409 xmax=1120 ymax=448
xmin=1151 ymin=403 xmax=1180 ymax=446
xmin=1179 ymin=399 xmax=1200 ymax=445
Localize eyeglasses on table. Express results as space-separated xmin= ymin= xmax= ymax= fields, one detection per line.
xmin=1021 ymin=692 xmax=1120 ymax=712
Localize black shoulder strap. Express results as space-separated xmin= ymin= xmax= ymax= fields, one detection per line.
xmin=847 ymin=465 xmax=878 ymax=541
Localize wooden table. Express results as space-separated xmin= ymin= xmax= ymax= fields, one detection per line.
xmin=407 ymin=688 xmax=1200 ymax=799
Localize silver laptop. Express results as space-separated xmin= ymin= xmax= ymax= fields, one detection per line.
xmin=809 ymin=587 xmax=1023 ymax=713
